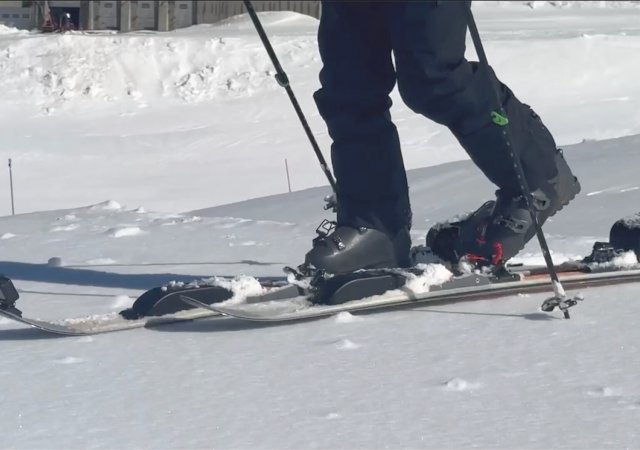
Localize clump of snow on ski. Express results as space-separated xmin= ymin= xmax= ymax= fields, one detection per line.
xmin=588 ymin=250 xmax=639 ymax=271
xmin=195 ymin=275 xmax=268 ymax=304
xmin=402 ymin=263 xmax=454 ymax=294
xmin=50 ymin=307 xmax=222 ymax=334
xmin=190 ymin=263 xmax=455 ymax=321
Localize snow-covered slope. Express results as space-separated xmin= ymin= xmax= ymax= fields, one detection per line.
xmin=1 ymin=133 xmax=640 ymax=449
xmin=1 ymin=8 xmax=640 ymax=214
xmin=1 ymin=8 xmax=640 ymax=450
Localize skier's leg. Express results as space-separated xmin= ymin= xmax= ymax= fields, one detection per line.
xmin=314 ymin=2 xmax=411 ymax=235
xmin=304 ymin=2 xmax=412 ymax=274
xmin=386 ymin=1 xmax=580 ymax=264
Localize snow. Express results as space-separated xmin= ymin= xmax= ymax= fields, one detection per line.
xmin=2 ymin=8 xmax=640 ymax=215
xmin=1 ymin=7 xmax=640 ymax=450
xmin=402 ymin=263 xmax=454 ymax=294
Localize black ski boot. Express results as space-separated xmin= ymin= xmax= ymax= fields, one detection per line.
xmin=610 ymin=213 xmax=640 ymax=258
xmin=303 ymin=221 xmax=411 ymax=275
xmin=428 ymin=148 xmax=581 ymax=266
xmin=0 ymin=276 xmax=21 ymax=316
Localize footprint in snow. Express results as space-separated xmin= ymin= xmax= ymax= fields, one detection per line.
xmin=442 ymin=377 xmax=482 ymax=392
xmin=53 ymin=356 xmax=84 ymax=365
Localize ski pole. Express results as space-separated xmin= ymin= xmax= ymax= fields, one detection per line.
xmin=8 ymin=158 xmax=15 ymax=216
xmin=464 ymin=7 xmax=578 ymax=318
xmin=242 ymin=0 xmax=338 ymax=195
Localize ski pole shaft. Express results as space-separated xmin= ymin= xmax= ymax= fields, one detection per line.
xmin=8 ymin=158 xmax=14 ymax=216
xmin=242 ymin=0 xmax=338 ymax=195
xmin=464 ymin=7 xmax=570 ymax=318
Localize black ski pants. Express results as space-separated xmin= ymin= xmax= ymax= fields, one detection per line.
xmin=315 ymin=1 xmax=559 ymax=234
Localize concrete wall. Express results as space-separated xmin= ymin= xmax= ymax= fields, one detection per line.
xmin=174 ymin=0 xmax=193 ymax=29
xmin=0 ymin=6 xmax=31 ymax=29
xmin=2 ymin=1 xmax=320 ymax=31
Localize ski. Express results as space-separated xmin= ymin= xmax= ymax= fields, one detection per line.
xmin=181 ymin=268 xmax=640 ymax=323
xmin=0 ymin=277 xmax=299 ymax=336
xmin=0 ymin=304 xmax=222 ymax=336
xmin=1 ymin=215 xmax=638 ymax=335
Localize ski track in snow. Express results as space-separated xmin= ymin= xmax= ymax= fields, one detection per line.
xmin=1 ymin=7 xmax=640 ymax=450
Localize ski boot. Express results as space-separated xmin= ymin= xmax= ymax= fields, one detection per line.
xmin=302 ymin=220 xmax=412 ymax=276
xmin=428 ymin=148 xmax=581 ymax=267
xmin=609 ymin=213 xmax=640 ymax=258
xmin=0 ymin=275 xmax=21 ymax=316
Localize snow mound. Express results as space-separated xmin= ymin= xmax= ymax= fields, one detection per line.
xmin=90 ymin=200 xmax=122 ymax=211
xmin=476 ymin=1 xmax=640 ymax=8
xmin=212 ymin=11 xmax=319 ymax=32
xmin=333 ymin=311 xmax=364 ymax=324
xmin=50 ymin=224 xmax=79 ymax=232
xmin=107 ymin=226 xmax=145 ymax=238
xmin=53 ymin=356 xmax=84 ymax=365
xmin=0 ymin=14 xmax=318 ymax=113
xmin=334 ymin=339 xmax=360 ymax=351
xmin=442 ymin=377 xmax=483 ymax=392
xmin=0 ymin=24 xmax=29 ymax=35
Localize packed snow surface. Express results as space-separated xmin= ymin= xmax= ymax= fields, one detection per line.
xmin=1 ymin=7 xmax=640 ymax=450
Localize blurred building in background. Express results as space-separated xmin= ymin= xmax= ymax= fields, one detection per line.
xmin=0 ymin=1 xmax=321 ymax=32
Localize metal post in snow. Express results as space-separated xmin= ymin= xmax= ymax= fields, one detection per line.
xmin=285 ymin=158 xmax=292 ymax=193
xmin=8 ymin=158 xmax=15 ymax=216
